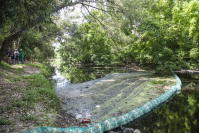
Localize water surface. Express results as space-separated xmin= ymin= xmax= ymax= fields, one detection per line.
xmin=127 ymin=84 xmax=199 ymax=133
xmin=52 ymin=61 xmax=199 ymax=132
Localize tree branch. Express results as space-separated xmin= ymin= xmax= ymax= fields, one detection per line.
xmin=81 ymin=5 xmax=89 ymax=23
xmin=82 ymin=5 xmax=106 ymax=28
xmin=81 ymin=3 xmax=120 ymax=12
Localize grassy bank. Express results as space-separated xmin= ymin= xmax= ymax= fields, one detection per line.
xmin=0 ymin=61 xmax=60 ymax=132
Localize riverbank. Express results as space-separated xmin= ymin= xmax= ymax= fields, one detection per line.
xmin=50 ymin=59 xmax=199 ymax=79
xmin=0 ymin=61 xmax=66 ymax=132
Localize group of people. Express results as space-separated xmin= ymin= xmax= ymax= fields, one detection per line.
xmin=7 ymin=48 xmax=24 ymax=65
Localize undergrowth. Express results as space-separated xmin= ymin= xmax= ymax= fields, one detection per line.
xmin=0 ymin=61 xmax=60 ymax=130
xmin=0 ymin=61 xmax=24 ymax=74
xmin=0 ymin=118 xmax=13 ymax=125
xmin=21 ymin=64 xmax=60 ymax=112
xmin=0 ymin=61 xmax=11 ymax=70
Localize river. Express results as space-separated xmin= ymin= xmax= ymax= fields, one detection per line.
xmin=51 ymin=61 xmax=199 ymax=132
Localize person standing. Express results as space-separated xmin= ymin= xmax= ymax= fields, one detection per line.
xmin=11 ymin=51 xmax=15 ymax=64
xmin=14 ymin=49 xmax=19 ymax=64
xmin=19 ymin=49 xmax=24 ymax=64
xmin=7 ymin=48 xmax=12 ymax=65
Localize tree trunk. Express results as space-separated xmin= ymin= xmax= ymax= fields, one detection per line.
xmin=16 ymin=37 xmax=20 ymax=49
xmin=10 ymin=41 xmax=14 ymax=52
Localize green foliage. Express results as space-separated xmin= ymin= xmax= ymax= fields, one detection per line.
xmin=40 ymin=65 xmax=53 ymax=78
xmin=20 ymin=114 xmax=38 ymax=121
xmin=21 ymin=64 xmax=60 ymax=112
xmin=24 ymin=62 xmax=43 ymax=68
xmin=57 ymin=0 xmax=199 ymax=73
xmin=0 ymin=117 xmax=13 ymax=125
xmin=19 ymin=24 xmax=57 ymax=61
xmin=0 ymin=0 xmax=55 ymax=27
xmin=130 ymin=0 xmax=199 ymax=72
xmin=59 ymin=10 xmax=127 ymax=65
xmin=14 ymin=76 xmax=23 ymax=82
xmin=0 ymin=61 xmax=11 ymax=70
xmin=23 ymin=89 xmax=37 ymax=102
xmin=15 ymin=67 xmax=24 ymax=74
xmin=15 ymin=100 xmax=24 ymax=107
xmin=151 ymin=80 xmax=166 ymax=84
xmin=1 ymin=104 xmax=13 ymax=112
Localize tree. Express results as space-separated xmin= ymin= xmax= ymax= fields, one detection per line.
xmin=133 ymin=0 xmax=199 ymax=71
xmin=0 ymin=0 xmax=119 ymax=61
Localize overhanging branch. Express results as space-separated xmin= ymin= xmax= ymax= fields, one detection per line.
xmin=81 ymin=3 xmax=120 ymax=12
xmin=82 ymin=5 xmax=106 ymax=28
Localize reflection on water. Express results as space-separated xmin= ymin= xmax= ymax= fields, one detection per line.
xmin=52 ymin=61 xmax=199 ymax=132
xmin=127 ymin=80 xmax=199 ymax=133
xmin=58 ymin=62 xmax=135 ymax=84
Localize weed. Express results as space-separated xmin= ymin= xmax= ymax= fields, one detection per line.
xmin=15 ymin=68 xmax=24 ymax=74
xmin=20 ymin=114 xmax=38 ymax=121
xmin=0 ymin=105 xmax=13 ymax=112
xmin=40 ymin=66 xmax=53 ymax=77
xmin=10 ymin=127 xmax=17 ymax=132
xmin=151 ymin=80 xmax=166 ymax=84
xmin=6 ymin=104 xmax=13 ymax=110
xmin=0 ymin=71 xmax=5 ymax=76
xmin=13 ymin=87 xmax=17 ymax=91
xmin=1 ymin=107 xmax=6 ymax=112
xmin=16 ymin=88 xmax=22 ymax=93
xmin=15 ymin=100 xmax=24 ymax=107
xmin=7 ymin=76 xmax=14 ymax=82
xmin=0 ymin=61 xmax=11 ymax=70
xmin=0 ymin=117 xmax=13 ymax=125
xmin=38 ymin=121 xmax=44 ymax=126
xmin=14 ymin=76 xmax=22 ymax=81
xmin=23 ymin=101 xmax=28 ymax=109
xmin=23 ymin=89 xmax=37 ymax=102
xmin=24 ymin=63 xmax=43 ymax=68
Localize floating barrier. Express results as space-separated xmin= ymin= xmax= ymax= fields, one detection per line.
xmin=25 ymin=69 xmax=181 ymax=133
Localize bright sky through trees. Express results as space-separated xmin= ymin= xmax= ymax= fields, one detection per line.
xmin=53 ymin=3 xmax=96 ymax=51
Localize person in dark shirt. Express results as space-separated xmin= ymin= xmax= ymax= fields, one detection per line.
xmin=7 ymin=48 xmax=12 ymax=65
xmin=11 ymin=51 xmax=15 ymax=64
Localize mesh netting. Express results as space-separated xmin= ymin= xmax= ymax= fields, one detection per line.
xmin=25 ymin=69 xmax=181 ymax=133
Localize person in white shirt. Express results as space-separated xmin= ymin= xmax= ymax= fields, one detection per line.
xmin=14 ymin=49 xmax=19 ymax=64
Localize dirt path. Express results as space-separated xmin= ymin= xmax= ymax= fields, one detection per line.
xmin=23 ymin=66 xmax=40 ymax=75
xmin=0 ymin=65 xmax=42 ymax=132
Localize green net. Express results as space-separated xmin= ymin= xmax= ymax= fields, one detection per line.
xmin=25 ymin=69 xmax=182 ymax=133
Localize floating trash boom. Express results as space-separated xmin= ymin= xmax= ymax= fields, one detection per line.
xmin=26 ymin=69 xmax=182 ymax=133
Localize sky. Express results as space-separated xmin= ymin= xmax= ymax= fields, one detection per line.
xmin=53 ymin=3 xmax=96 ymax=51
